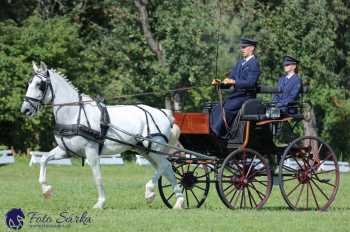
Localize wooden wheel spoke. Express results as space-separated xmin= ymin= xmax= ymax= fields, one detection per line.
xmin=240 ymin=188 xmax=246 ymax=208
xmin=233 ymin=189 xmax=242 ymax=207
xmin=319 ymin=152 xmax=334 ymax=167
xmin=196 ymin=173 xmax=209 ymax=179
xmin=196 ymin=180 xmax=209 ymax=183
xmin=226 ymin=163 xmax=240 ymax=174
xmin=180 ymin=165 xmax=186 ymax=175
xmin=190 ymin=189 xmax=200 ymax=205
xmin=310 ymin=179 xmax=330 ymax=201
xmin=245 ymin=155 xmax=257 ymax=178
xmin=229 ymin=188 xmax=239 ymax=204
xmin=174 ymin=165 xmax=184 ymax=177
xmin=306 ymin=182 xmax=309 ymax=208
xmin=286 ymin=182 xmax=301 ymax=197
xmin=308 ymin=182 xmax=320 ymax=210
xmin=223 ymin=183 xmax=234 ymax=193
xmin=193 ymin=185 xmax=206 ymax=191
xmin=295 ymin=183 xmax=305 ymax=208
xmin=248 ymin=183 xmax=265 ymax=200
xmin=252 ymin=178 xmax=268 ymax=187
xmin=232 ymin=159 xmax=243 ymax=172
xmin=314 ymin=169 xmax=336 ymax=175
xmin=282 ymin=176 xmax=298 ymax=182
xmin=162 ymin=184 xmax=172 ymax=188
xmin=282 ymin=164 xmax=298 ymax=173
xmin=291 ymin=157 xmax=303 ymax=170
xmin=312 ymin=176 xmax=336 ymax=188
xmin=185 ymin=189 xmax=189 ymax=207
xmin=192 ymin=164 xmax=200 ymax=173
xmin=247 ymin=186 xmax=258 ymax=208
xmin=248 ymin=168 xmax=267 ymax=179
xmin=166 ymin=192 xmax=175 ymax=201
xmin=225 ymin=184 xmax=237 ymax=197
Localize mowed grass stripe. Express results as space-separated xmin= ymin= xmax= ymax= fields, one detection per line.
xmin=0 ymin=156 xmax=349 ymax=232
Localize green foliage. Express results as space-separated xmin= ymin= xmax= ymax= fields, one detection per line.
xmin=0 ymin=0 xmax=349 ymax=158
xmin=229 ymin=0 xmax=350 ymax=157
xmin=0 ymin=15 xmax=83 ymax=150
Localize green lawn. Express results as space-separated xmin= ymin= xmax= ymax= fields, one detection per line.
xmin=1 ymin=156 xmax=349 ymax=232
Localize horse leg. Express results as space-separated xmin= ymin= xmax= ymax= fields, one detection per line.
xmin=85 ymin=144 xmax=106 ymax=209
xmin=144 ymin=168 xmax=160 ymax=204
xmin=144 ymin=126 xmax=181 ymax=204
xmin=145 ymin=138 xmax=184 ymax=209
xmin=38 ymin=146 xmax=67 ymax=199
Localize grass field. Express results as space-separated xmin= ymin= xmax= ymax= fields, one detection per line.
xmin=1 ymin=156 xmax=350 ymax=232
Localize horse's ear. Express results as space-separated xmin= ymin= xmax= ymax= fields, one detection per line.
xmin=40 ymin=61 xmax=47 ymax=72
xmin=32 ymin=61 xmax=39 ymax=73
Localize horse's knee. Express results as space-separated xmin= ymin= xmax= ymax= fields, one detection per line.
xmin=40 ymin=155 xmax=50 ymax=166
xmin=158 ymin=159 xmax=172 ymax=174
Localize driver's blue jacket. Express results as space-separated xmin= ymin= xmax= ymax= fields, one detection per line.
xmin=210 ymin=56 xmax=260 ymax=137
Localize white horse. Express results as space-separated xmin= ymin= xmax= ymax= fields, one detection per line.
xmin=21 ymin=61 xmax=184 ymax=209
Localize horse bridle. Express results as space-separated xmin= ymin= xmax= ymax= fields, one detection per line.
xmin=24 ymin=71 xmax=55 ymax=109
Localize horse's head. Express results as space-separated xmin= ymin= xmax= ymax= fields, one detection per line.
xmin=21 ymin=61 xmax=54 ymax=116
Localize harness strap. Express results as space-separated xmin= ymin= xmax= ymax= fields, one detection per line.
xmin=55 ymin=95 xmax=110 ymax=166
xmin=134 ymin=105 xmax=169 ymax=150
xmin=148 ymin=133 xmax=169 ymax=144
xmin=60 ymin=137 xmax=85 ymax=166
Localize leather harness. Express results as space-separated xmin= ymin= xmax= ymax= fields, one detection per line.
xmin=25 ymin=71 xmax=171 ymax=165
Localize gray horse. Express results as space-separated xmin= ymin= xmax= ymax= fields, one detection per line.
xmin=21 ymin=61 xmax=184 ymax=209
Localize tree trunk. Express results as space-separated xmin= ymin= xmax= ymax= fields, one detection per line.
xmin=134 ymin=0 xmax=181 ymax=110
xmin=303 ymin=106 xmax=319 ymax=158
xmin=134 ymin=0 xmax=166 ymax=66
xmin=303 ymin=107 xmax=318 ymax=137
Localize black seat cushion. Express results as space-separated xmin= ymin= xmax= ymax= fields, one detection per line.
xmin=240 ymin=99 xmax=266 ymax=120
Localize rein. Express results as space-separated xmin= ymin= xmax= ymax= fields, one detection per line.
xmin=42 ymin=85 xmax=210 ymax=107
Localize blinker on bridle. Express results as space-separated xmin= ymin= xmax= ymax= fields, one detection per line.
xmin=24 ymin=71 xmax=55 ymax=109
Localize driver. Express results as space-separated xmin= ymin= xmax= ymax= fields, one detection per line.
xmin=210 ymin=38 xmax=260 ymax=138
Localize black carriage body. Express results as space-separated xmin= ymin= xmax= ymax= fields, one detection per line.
xmin=158 ymin=87 xmax=339 ymax=211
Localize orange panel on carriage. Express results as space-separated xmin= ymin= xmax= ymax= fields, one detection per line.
xmin=174 ymin=112 xmax=210 ymax=134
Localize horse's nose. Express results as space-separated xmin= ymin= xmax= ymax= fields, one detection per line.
xmin=23 ymin=108 xmax=30 ymax=114
xmin=20 ymin=103 xmax=30 ymax=114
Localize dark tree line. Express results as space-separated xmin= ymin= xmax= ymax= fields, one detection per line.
xmin=0 ymin=0 xmax=349 ymax=159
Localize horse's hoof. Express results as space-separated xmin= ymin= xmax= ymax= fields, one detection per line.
xmin=173 ymin=197 xmax=184 ymax=209
xmin=145 ymin=181 xmax=156 ymax=204
xmin=42 ymin=185 xmax=53 ymax=199
xmin=93 ymin=201 xmax=105 ymax=209
xmin=145 ymin=192 xmax=156 ymax=204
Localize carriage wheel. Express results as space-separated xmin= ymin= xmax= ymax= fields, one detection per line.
xmin=158 ymin=159 xmax=211 ymax=209
xmin=279 ymin=136 xmax=340 ymax=211
xmin=217 ymin=148 xmax=272 ymax=209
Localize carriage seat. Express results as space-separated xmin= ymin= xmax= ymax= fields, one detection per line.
xmin=240 ymin=99 xmax=267 ymax=121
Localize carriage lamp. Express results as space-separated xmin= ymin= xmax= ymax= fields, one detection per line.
xmin=266 ymin=106 xmax=280 ymax=119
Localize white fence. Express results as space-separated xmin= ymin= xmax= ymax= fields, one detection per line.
xmin=135 ymin=155 xmax=151 ymax=166
xmin=284 ymin=159 xmax=350 ymax=173
xmin=0 ymin=150 xmax=15 ymax=164
xmin=85 ymin=154 xmax=124 ymax=166
xmin=29 ymin=151 xmax=124 ymax=166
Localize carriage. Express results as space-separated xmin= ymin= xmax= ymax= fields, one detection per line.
xmin=157 ymin=84 xmax=340 ymax=211
xmin=22 ymin=63 xmax=340 ymax=210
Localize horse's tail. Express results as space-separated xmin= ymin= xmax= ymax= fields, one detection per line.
xmin=161 ymin=109 xmax=181 ymax=146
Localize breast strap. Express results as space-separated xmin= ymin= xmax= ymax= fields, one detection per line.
xmin=54 ymin=95 xmax=110 ymax=159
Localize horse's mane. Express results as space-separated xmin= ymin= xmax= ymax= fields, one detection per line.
xmin=50 ymin=69 xmax=91 ymax=99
